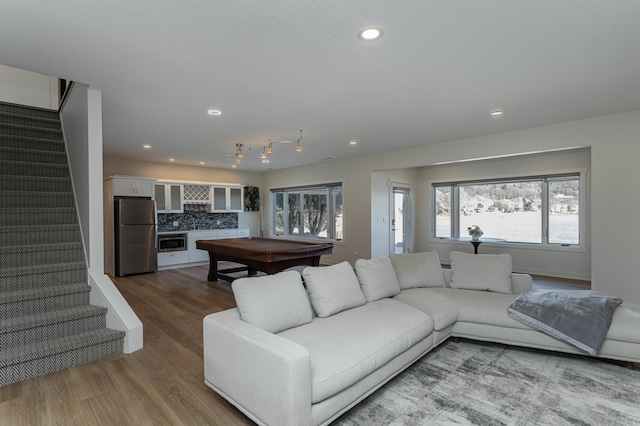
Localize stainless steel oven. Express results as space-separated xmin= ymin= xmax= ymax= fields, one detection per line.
xmin=158 ymin=234 xmax=187 ymax=252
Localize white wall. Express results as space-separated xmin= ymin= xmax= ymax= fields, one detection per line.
xmin=60 ymin=84 xmax=91 ymax=263
xmin=418 ymin=148 xmax=591 ymax=280
xmin=61 ymin=85 xmax=143 ymax=353
xmin=263 ymin=109 xmax=640 ymax=304
xmin=0 ymin=64 xmax=58 ymax=110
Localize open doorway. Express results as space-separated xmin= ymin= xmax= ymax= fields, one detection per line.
xmin=391 ymin=185 xmax=411 ymax=254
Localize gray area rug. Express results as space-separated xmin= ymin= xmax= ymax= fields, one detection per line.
xmin=335 ymin=339 xmax=640 ymax=425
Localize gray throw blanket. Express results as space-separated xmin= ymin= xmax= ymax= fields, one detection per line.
xmin=508 ymin=290 xmax=622 ymax=356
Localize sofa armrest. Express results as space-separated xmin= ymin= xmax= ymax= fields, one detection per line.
xmin=203 ymin=309 xmax=313 ymax=426
xmin=512 ymin=273 xmax=533 ymax=294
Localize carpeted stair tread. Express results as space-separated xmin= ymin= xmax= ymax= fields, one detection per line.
xmin=0 ymin=242 xmax=84 ymax=269
xmin=0 ymin=328 xmax=126 ymax=368
xmin=0 ymin=175 xmax=72 ymax=193
xmin=0 ymin=264 xmax=87 ymax=293
xmin=0 ymin=305 xmax=107 ymax=334
xmin=0 ymin=283 xmax=90 ymax=318
xmin=0 ymin=122 xmax=63 ymax=141
xmin=0 ymin=146 xmax=68 ymax=164
xmin=0 ymin=111 xmax=62 ymax=130
xmin=0 ymin=160 xmax=70 ymax=178
xmin=0 ymin=207 xmax=78 ymax=227
xmin=0 ymin=260 xmax=86 ymax=280
xmin=0 ymin=190 xmax=74 ymax=208
xmin=0 ymin=241 xmax=83 ymax=253
xmin=0 ymin=283 xmax=89 ymax=304
xmin=0 ymin=224 xmax=80 ymax=246
xmin=0 ymin=134 xmax=65 ymax=152
xmin=0 ymin=103 xmax=59 ymax=120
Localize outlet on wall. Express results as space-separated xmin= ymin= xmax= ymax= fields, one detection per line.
xmin=173 ymin=221 xmax=179 ymax=227
xmin=216 ymin=220 xmax=221 ymax=225
xmin=354 ymin=250 xmax=359 ymax=257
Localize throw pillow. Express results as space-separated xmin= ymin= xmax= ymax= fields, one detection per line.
xmin=303 ymin=261 xmax=366 ymax=317
xmin=389 ymin=251 xmax=446 ymax=289
xmin=355 ymin=256 xmax=402 ymax=301
xmin=232 ymin=270 xmax=313 ymax=333
xmin=449 ymin=251 xmax=513 ymax=294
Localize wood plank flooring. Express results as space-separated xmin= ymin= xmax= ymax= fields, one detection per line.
xmin=0 ymin=266 xmax=591 ymax=425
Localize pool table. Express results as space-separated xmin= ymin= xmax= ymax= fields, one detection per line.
xmin=196 ymin=237 xmax=334 ymax=282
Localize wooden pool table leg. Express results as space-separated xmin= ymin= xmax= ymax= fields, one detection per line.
xmin=207 ymin=252 xmax=218 ymax=281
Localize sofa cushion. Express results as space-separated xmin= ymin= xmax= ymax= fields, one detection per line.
xmin=606 ymin=307 xmax=640 ymax=343
xmin=232 ymin=270 xmax=313 ymax=333
xmin=389 ymin=251 xmax=446 ymax=289
xmin=393 ymin=288 xmax=459 ymax=331
xmin=355 ymin=256 xmax=401 ymax=301
xmin=430 ymin=287 xmax=529 ymax=329
xmin=278 ymin=298 xmax=433 ymax=403
xmin=449 ymin=251 xmax=513 ymax=294
xmin=303 ymin=261 xmax=366 ymax=317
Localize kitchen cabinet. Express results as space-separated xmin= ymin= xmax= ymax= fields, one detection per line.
xmin=157 ymin=251 xmax=189 ymax=267
xmin=188 ymin=230 xmax=218 ymax=263
xmin=158 ymin=228 xmax=250 ymax=270
xmin=155 ymin=183 xmax=184 ymax=213
xmin=183 ymin=184 xmax=211 ymax=204
xmin=210 ymin=186 xmax=244 ymax=212
xmin=112 ymin=177 xmax=155 ymax=197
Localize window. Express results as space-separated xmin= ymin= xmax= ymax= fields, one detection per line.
xmin=433 ymin=173 xmax=582 ymax=246
xmin=272 ymin=183 xmax=343 ymax=240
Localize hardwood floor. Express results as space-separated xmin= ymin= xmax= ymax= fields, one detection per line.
xmin=0 ymin=266 xmax=591 ymax=425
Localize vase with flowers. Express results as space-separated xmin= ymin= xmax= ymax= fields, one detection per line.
xmin=467 ymin=225 xmax=483 ymax=241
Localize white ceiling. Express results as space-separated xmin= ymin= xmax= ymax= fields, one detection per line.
xmin=2 ymin=1 xmax=640 ymax=171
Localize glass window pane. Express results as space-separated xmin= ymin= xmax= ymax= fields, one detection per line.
xmin=303 ymin=191 xmax=328 ymax=238
xmin=331 ymin=186 xmax=343 ymax=240
xmin=272 ymin=183 xmax=342 ymax=240
xmin=287 ymin=193 xmax=301 ymax=235
xmin=273 ymin=192 xmax=284 ymax=235
xmin=459 ymin=182 xmax=542 ymax=243
xmin=434 ymin=187 xmax=452 ymax=238
xmin=548 ymin=179 xmax=580 ymax=244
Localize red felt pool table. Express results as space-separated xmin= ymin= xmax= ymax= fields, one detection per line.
xmin=195 ymin=237 xmax=334 ymax=282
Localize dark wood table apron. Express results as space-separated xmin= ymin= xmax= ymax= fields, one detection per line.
xmin=196 ymin=237 xmax=334 ymax=282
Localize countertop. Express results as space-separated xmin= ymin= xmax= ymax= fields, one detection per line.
xmin=158 ymin=228 xmax=248 ymax=235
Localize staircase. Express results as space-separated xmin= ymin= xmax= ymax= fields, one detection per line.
xmin=0 ymin=102 xmax=125 ymax=387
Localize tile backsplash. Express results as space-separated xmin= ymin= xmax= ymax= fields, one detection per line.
xmin=158 ymin=204 xmax=238 ymax=232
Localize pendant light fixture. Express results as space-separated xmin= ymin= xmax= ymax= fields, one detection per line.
xmin=296 ymin=129 xmax=303 ymax=152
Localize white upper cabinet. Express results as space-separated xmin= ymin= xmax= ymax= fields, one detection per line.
xmin=111 ymin=177 xmax=155 ymax=197
xmin=210 ymin=185 xmax=243 ymax=212
xmin=183 ymin=184 xmax=211 ymax=204
xmin=155 ymin=183 xmax=184 ymax=213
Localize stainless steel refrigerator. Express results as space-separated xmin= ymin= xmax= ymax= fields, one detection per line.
xmin=115 ymin=197 xmax=157 ymax=276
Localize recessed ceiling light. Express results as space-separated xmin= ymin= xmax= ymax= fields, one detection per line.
xmin=262 ymin=159 xmax=270 ymax=164
xmin=207 ymin=109 xmax=222 ymax=116
xmin=490 ymin=110 xmax=504 ymax=118
xmin=199 ymin=161 xmax=205 ymax=165
xmin=349 ymin=140 xmax=358 ymax=146
xmin=231 ymin=164 xmax=237 ymax=168
xmin=142 ymin=144 xmax=151 ymax=149
xmin=169 ymin=158 xmax=175 ymax=162
xmin=358 ymin=27 xmax=383 ymax=41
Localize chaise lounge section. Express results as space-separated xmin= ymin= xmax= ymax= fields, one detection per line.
xmin=203 ymin=250 xmax=640 ymax=426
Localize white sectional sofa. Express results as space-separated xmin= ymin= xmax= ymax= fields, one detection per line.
xmin=202 ymin=250 xmax=640 ymax=426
